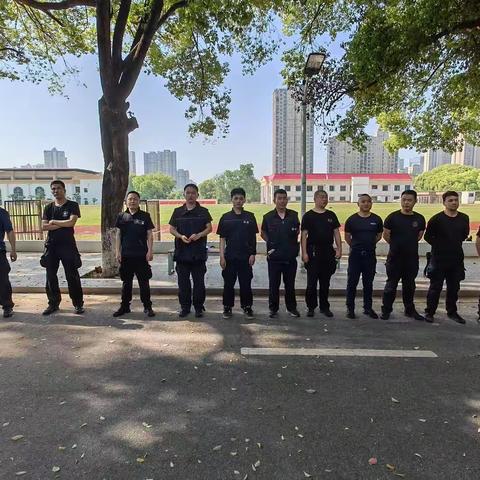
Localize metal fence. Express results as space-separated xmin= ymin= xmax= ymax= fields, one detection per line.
xmin=4 ymin=200 xmax=44 ymax=240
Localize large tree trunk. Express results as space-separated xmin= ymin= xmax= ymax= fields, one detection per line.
xmin=98 ymin=96 xmax=137 ymax=277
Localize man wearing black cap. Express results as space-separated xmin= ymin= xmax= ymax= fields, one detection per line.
xmin=169 ymin=184 xmax=212 ymax=318
xmin=41 ymin=180 xmax=84 ymax=315
xmin=113 ymin=191 xmax=155 ymax=317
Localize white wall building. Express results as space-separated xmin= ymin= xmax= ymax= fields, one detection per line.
xmin=272 ymin=88 xmax=314 ymax=174
xmin=261 ymin=173 xmax=413 ymax=204
xmin=0 ymin=168 xmax=102 ymax=205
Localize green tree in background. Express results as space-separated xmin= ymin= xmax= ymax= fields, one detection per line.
xmin=132 ymin=173 xmax=175 ymax=200
xmin=198 ymin=178 xmax=217 ymax=199
xmin=282 ymin=0 xmax=480 ymax=152
xmin=414 ymin=164 xmax=480 ymax=192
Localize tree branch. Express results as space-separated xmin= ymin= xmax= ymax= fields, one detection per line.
xmin=156 ymin=0 xmax=188 ymax=29
xmin=14 ymin=0 xmax=95 ymax=11
xmin=112 ymin=0 xmax=131 ymax=78
xmin=96 ymin=0 xmax=114 ymax=103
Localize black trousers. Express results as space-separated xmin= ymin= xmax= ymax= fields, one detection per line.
xmin=305 ymin=254 xmax=337 ymax=311
xmin=45 ymin=245 xmax=83 ymax=308
xmin=222 ymin=258 xmax=253 ymax=309
xmin=268 ymin=259 xmax=297 ymax=312
xmin=119 ymin=257 xmax=152 ymax=309
xmin=346 ymin=250 xmax=376 ymax=311
xmin=425 ymin=260 xmax=464 ymax=315
xmin=0 ymin=251 xmax=13 ymax=310
xmin=381 ymin=255 xmax=418 ymax=314
xmin=176 ymin=261 xmax=207 ymax=311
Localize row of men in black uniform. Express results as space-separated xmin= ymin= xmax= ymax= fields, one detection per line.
xmin=0 ymin=181 xmax=477 ymax=324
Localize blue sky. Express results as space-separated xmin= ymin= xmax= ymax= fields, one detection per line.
xmin=0 ymin=50 xmax=415 ymax=182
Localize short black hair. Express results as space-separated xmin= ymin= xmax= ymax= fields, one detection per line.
xmin=126 ymin=190 xmax=140 ymax=199
xmin=358 ymin=193 xmax=372 ymax=201
xmin=184 ymin=183 xmax=198 ymax=192
xmin=50 ymin=180 xmax=66 ymax=190
xmin=314 ymin=189 xmax=328 ymax=197
xmin=231 ymin=187 xmax=246 ymax=198
xmin=442 ymin=190 xmax=459 ymax=201
xmin=401 ymin=189 xmax=417 ymax=200
xmin=273 ymin=188 xmax=287 ymax=199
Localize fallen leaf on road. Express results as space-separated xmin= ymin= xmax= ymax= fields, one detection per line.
xmin=142 ymin=422 xmax=152 ymax=428
xmin=394 ymin=474 xmax=406 ymax=478
xmin=212 ymin=445 xmax=222 ymax=451
xmin=386 ymin=464 xmax=396 ymax=471
xmin=15 ymin=472 xmax=27 ymax=476
xmin=414 ymin=453 xmax=423 ymax=459
xmin=391 ymin=397 xmax=400 ymax=403
xmin=419 ymin=418 xmax=427 ymax=422
xmin=368 ymin=457 xmax=377 ymax=465
xmin=305 ymin=389 xmax=317 ymax=394
xmin=230 ymin=451 xmax=238 ymax=456
xmin=3 ymin=422 xmax=10 ymax=427
xmin=52 ymin=466 xmax=61 ymax=472
xmin=277 ymin=373 xmax=282 ymax=378
xmin=11 ymin=435 xmax=24 ymax=441
xmin=80 ymin=423 xmax=87 ymax=428
xmin=254 ymin=460 xmax=260 ymax=468
xmin=170 ymin=461 xmax=174 ymax=467
xmin=136 ymin=458 xmax=145 ymax=463
xmin=304 ymin=472 xmax=312 ymax=478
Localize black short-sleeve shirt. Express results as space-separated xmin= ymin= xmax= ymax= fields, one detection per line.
xmin=42 ymin=200 xmax=81 ymax=246
xmin=301 ymin=209 xmax=340 ymax=255
xmin=217 ymin=209 xmax=258 ymax=260
xmin=169 ymin=203 xmax=213 ymax=262
xmin=0 ymin=207 xmax=13 ymax=252
xmin=115 ymin=209 xmax=155 ymax=258
xmin=384 ymin=210 xmax=426 ymax=256
xmin=261 ymin=208 xmax=299 ymax=261
xmin=344 ymin=212 xmax=383 ymax=252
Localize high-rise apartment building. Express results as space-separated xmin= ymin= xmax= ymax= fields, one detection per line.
xmin=175 ymin=169 xmax=190 ymax=189
xmin=452 ymin=142 xmax=480 ymax=168
xmin=327 ymin=129 xmax=398 ymax=174
xmin=44 ymin=148 xmax=68 ymax=169
xmin=143 ymin=150 xmax=177 ymax=177
xmin=272 ymin=88 xmax=314 ymax=174
xmin=423 ymin=149 xmax=452 ymax=172
xmin=128 ymin=151 xmax=136 ymax=175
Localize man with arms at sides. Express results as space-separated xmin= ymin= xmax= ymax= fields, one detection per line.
xmin=113 ymin=191 xmax=155 ymax=318
xmin=41 ymin=180 xmax=84 ymax=315
xmin=301 ymin=190 xmax=342 ymax=318
xmin=344 ymin=193 xmax=383 ymax=319
xmin=217 ymin=187 xmax=258 ymax=320
xmin=169 ymin=184 xmax=212 ymax=318
xmin=261 ymin=189 xmax=300 ymax=319
xmin=381 ymin=189 xmax=425 ymax=321
xmin=424 ymin=191 xmax=470 ymax=324
xmin=0 ymin=205 xmax=17 ymax=318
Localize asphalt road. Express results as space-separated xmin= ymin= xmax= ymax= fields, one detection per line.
xmin=0 ymin=295 xmax=479 ymax=480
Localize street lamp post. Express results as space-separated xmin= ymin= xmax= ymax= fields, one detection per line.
xmin=301 ymin=52 xmax=326 ymax=219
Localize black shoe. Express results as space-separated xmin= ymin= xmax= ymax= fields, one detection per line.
xmin=320 ymin=309 xmax=334 ymax=318
xmin=346 ymin=310 xmax=356 ymax=319
xmin=144 ymin=307 xmax=155 ymax=317
xmin=447 ymin=312 xmax=466 ymax=324
xmin=74 ymin=305 xmax=85 ymax=315
xmin=306 ymin=309 xmax=315 ymax=317
xmin=380 ymin=311 xmax=390 ymax=320
xmin=269 ymin=310 xmax=278 ymax=319
xmin=3 ymin=307 xmax=13 ymax=318
xmin=195 ymin=309 xmax=204 ymax=318
xmin=424 ymin=313 xmax=435 ymax=323
xmin=223 ymin=307 xmax=233 ymax=319
xmin=364 ymin=309 xmax=379 ymax=319
xmin=405 ymin=310 xmax=425 ymax=321
xmin=113 ymin=306 xmax=130 ymax=317
xmin=178 ymin=309 xmax=190 ymax=318
xmin=43 ymin=305 xmax=59 ymax=316
xmin=287 ymin=309 xmax=301 ymax=318
xmin=243 ymin=307 xmax=254 ymax=319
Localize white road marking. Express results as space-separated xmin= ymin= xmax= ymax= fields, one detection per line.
xmin=240 ymin=347 xmax=438 ymax=358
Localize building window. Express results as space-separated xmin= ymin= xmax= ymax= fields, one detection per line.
xmin=382 ymin=185 xmax=388 ymax=191
xmin=329 ymin=185 xmax=335 ymax=192
xmin=404 ymin=185 xmax=411 ymax=190
xmin=84 ymin=187 xmax=88 ymax=193
xmin=372 ymin=185 xmax=378 ymax=190
xmin=12 ymin=186 xmax=24 ymax=200
xmin=296 ymin=196 xmax=301 ymax=201
xmin=318 ymin=185 xmax=324 ymax=191
xmin=35 ymin=186 xmax=45 ymax=200
xmin=285 ymin=185 xmax=291 ymax=191
xmin=75 ymin=186 xmax=80 ymax=193
xmin=394 ymin=196 xmax=400 ymax=200
xmin=329 ymin=196 xmax=335 ymax=201
xmin=340 ymin=196 xmax=346 ymax=201
xmin=340 ymin=185 xmax=346 ymax=192
xmin=394 ymin=185 xmax=400 ymax=191
xmin=84 ymin=198 xmax=89 ymax=205
xmin=295 ymin=185 xmax=301 ymax=191
xmin=307 ymin=186 xmax=313 ymax=192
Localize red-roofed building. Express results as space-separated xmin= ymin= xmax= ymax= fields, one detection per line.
xmin=261 ymin=173 xmax=413 ymax=204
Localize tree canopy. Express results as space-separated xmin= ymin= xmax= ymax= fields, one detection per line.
xmin=131 ymin=172 xmax=175 ymax=199
xmin=282 ymin=0 xmax=480 ymax=152
xmin=414 ymin=164 xmax=480 ymax=192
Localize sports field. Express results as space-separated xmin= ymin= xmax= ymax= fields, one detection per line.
xmin=75 ymin=202 xmax=480 ymax=239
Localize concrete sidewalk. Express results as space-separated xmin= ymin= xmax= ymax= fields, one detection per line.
xmin=8 ymin=253 xmax=480 ymax=296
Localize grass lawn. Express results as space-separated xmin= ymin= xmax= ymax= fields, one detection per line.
xmin=77 ymin=202 xmax=480 ymax=230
